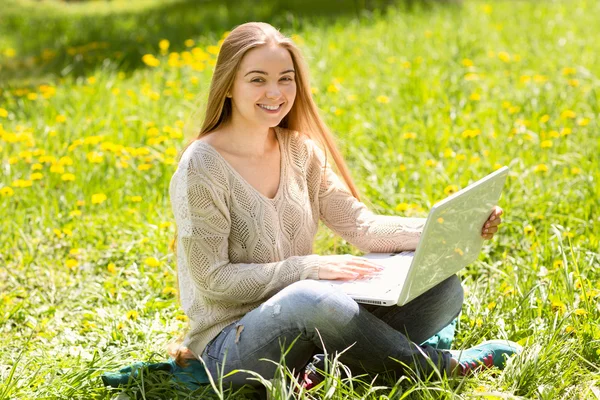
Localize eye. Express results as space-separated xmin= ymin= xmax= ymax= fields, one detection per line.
xmin=251 ymin=78 xmax=265 ymax=83
xmin=280 ymin=76 xmax=294 ymax=82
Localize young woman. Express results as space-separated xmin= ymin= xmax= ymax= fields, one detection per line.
xmin=168 ymin=22 xmax=520 ymax=389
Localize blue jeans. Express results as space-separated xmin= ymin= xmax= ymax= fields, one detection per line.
xmin=201 ymin=275 xmax=463 ymax=387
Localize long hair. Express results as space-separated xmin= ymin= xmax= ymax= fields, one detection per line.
xmin=168 ymin=22 xmax=360 ymax=365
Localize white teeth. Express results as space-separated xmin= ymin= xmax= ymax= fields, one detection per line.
xmin=258 ymin=104 xmax=281 ymax=111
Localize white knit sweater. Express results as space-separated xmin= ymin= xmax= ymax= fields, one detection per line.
xmin=169 ymin=126 xmax=425 ymax=356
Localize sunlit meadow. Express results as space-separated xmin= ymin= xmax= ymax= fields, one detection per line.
xmin=1 ymin=0 xmax=599 ymax=398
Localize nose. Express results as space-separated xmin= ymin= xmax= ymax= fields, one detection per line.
xmin=265 ymin=84 xmax=282 ymax=99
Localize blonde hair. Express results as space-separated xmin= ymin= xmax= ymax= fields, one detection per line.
xmin=169 ymin=22 xmax=360 ymax=365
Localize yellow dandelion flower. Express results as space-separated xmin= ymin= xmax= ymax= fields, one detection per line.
xmin=162 ymin=287 xmax=177 ymax=296
xmin=497 ymin=51 xmax=511 ymax=62
xmin=0 ymin=108 xmax=8 ymax=117
xmin=564 ymin=231 xmax=575 ymax=239
xmin=562 ymin=67 xmax=576 ymax=76
xmin=91 ymin=193 xmax=107 ymax=204
xmin=399 ymin=164 xmax=406 ymax=171
xmin=395 ymin=203 xmax=409 ymax=212
xmin=487 ymin=301 xmax=497 ymax=310
xmin=573 ymin=308 xmax=588 ymax=316
xmin=30 ymin=172 xmax=43 ymax=180
xmin=443 ymin=148 xmax=455 ymax=158
xmin=1 ymin=187 xmax=15 ymax=197
xmin=126 ymin=310 xmax=139 ymax=320
xmin=570 ymin=167 xmax=581 ymax=175
xmin=444 ymin=185 xmax=459 ymax=196
xmin=540 ymin=140 xmax=553 ymax=148
xmin=184 ymin=39 xmax=195 ymax=47
xmin=524 ymin=225 xmax=535 ymax=235
xmin=469 ymin=93 xmax=481 ymax=101
xmin=86 ymin=152 xmax=103 ymax=163
xmin=552 ymin=260 xmax=563 ymax=269
xmin=86 ymin=76 xmax=96 ymax=85
xmin=403 ymin=132 xmax=417 ymax=139
xmin=520 ymin=75 xmax=531 ymax=84
xmin=533 ymin=74 xmax=548 ymax=83
xmin=425 ymin=159 xmax=438 ymax=168
xmin=534 ymin=164 xmax=549 ymax=173
xmin=550 ymin=298 xmax=566 ymax=314
xmin=27 ymin=93 xmax=38 ymax=100
xmin=560 ymin=128 xmax=572 ymax=136
xmin=176 ymin=314 xmax=188 ymax=322
xmin=548 ymin=130 xmax=559 ymax=138
xmin=461 ymin=58 xmax=473 ymax=67
xmin=464 ymin=73 xmax=479 ymax=81
xmin=12 ymin=179 xmax=33 ymax=188
xmin=76 ymin=200 xmax=86 ymax=207
xmin=61 ymin=173 xmax=75 ymax=181
xmin=327 ymin=84 xmax=339 ymax=93
xmin=137 ymin=163 xmax=152 ymax=171
xmin=50 ymin=164 xmax=65 ymax=174
xmin=561 ymin=110 xmax=576 ymax=119
xmin=59 ymin=156 xmax=74 ymax=166
xmin=539 ymin=114 xmax=550 ymax=123
xmin=142 ymin=54 xmax=160 ymax=67
xmin=107 ymin=262 xmax=117 ymax=274
xmin=159 ymin=221 xmax=172 ymax=229
xmin=69 ymin=248 xmax=80 ymax=256
xmin=65 ymin=259 xmax=78 ymax=269
xmin=577 ymin=118 xmax=590 ymax=126
xmin=129 ymin=196 xmax=142 ymax=202
xmin=31 ymin=163 xmax=43 ymax=171
xmin=56 ymin=115 xmax=67 ymax=123
xmin=376 ymin=95 xmax=390 ymax=104
xmin=207 ymin=45 xmax=220 ymax=55
xmin=159 ymin=39 xmax=170 ymax=53
xmin=144 ymin=257 xmax=160 ymax=267
xmin=565 ymin=325 xmax=575 ymax=334
xmin=111 ymin=88 xmax=120 ymax=96
xmin=69 ymin=209 xmax=82 ymax=217
xmin=568 ymin=79 xmax=579 ymax=87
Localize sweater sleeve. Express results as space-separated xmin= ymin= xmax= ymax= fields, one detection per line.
xmin=307 ymin=139 xmax=426 ymax=253
xmin=170 ymin=157 xmax=322 ymax=304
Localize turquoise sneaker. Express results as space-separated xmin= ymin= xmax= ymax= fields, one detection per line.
xmin=449 ymin=340 xmax=522 ymax=375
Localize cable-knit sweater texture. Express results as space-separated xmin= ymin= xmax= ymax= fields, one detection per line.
xmin=169 ymin=126 xmax=426 ymax=357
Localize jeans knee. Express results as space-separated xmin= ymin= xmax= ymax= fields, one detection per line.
xmin=264 ymin=280 xmax=358 ymax=323
xmin=441 ymin=275 xmax=464 ymax=316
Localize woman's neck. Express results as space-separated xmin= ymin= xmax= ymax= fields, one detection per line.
xmin=217 ymin=120 xmax=277 ymax=159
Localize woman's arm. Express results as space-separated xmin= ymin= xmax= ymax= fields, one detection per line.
xmin=170 ymin=160 xmax=321 ymax=304
xmin=308 ymin=140 xmax=425 ymax=253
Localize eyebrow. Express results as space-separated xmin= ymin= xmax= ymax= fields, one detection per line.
xmin=244 ymin=69 xmax=296 ymax=77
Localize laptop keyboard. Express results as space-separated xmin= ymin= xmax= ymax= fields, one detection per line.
xmin=327 ymin=252 xmax=414 ymax=295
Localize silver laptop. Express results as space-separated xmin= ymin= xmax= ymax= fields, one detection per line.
xmin=324 ymin=166 xmax=509 ymax=306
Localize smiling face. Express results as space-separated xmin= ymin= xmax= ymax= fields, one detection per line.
xmin=229 ymin=44 xmax=297 ymax=130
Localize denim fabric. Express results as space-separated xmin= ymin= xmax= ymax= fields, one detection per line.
xmin=201 ymin=275 xmax=463 ymax=387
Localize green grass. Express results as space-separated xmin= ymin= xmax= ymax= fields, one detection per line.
xmin=1 ymin=0 xmax=599 ymax=398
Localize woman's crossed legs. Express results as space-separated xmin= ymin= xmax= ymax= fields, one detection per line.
xmin=200 ymin=275 xmax=464 ymax=387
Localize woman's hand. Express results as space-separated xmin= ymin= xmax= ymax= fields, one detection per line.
xmin=318 ymin=255 xmax=384 ymax=280
xmin=482 ymin=206 xmax=503 ymax=240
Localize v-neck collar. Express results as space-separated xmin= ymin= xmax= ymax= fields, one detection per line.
xmin=195 ymin=127 xmax=286 ymax=202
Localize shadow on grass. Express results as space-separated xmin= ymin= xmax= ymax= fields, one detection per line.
xmin=0 ymin=0 xmax=461 ymax=87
